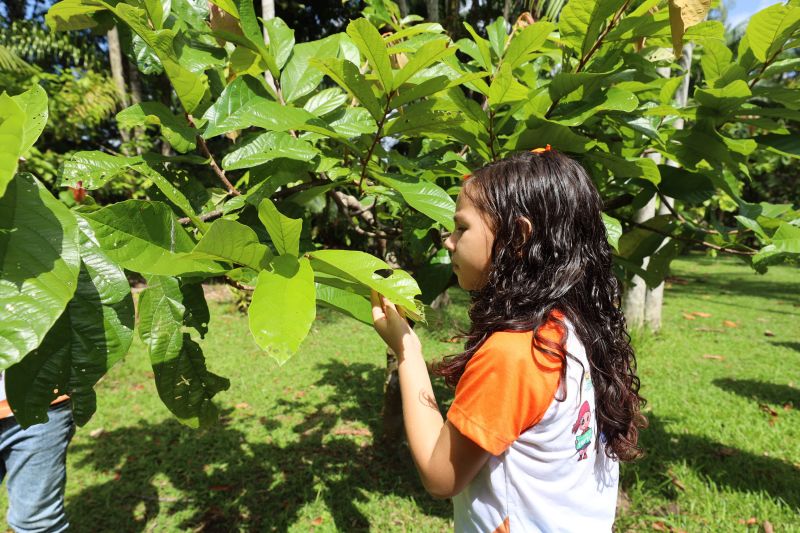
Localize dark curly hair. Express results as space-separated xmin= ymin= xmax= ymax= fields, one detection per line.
xmin=434 ymin=150 xmax=646 ymax=461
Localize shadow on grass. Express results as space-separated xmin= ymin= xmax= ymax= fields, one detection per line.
xmin=712 ymin=378 xmax=800 ymax=407
xmin=66 ymin=361 xmax=451 ymax=532
xmin=770 ymin=341 xmax=800 ymax=354
xmin=664 ymin=273 xmax=800 ymax=315
xmin=622 ymin=415 xmax=800 ymax=510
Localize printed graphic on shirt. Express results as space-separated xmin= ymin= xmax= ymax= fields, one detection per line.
xmin=571 ymin=400 xmax=593 ymax=461
xmin=583 ymin=371 xmax=593 ymax=392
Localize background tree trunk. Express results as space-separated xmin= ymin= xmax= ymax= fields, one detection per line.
xmin=644 ymin=46 xmax=693 ymax=331
xmin=426 ymin=0 xmax=440 ymax=22
xmin=622 ymin=195 xmax=656 ymax=329
xmin=107 ymin=26 xmax=131 ymax=147
xmin=397 ymin=0 xmax=410 ymax=18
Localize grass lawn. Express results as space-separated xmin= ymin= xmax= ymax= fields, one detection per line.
xmin=1 ymin=254 xmax=798 ymax=532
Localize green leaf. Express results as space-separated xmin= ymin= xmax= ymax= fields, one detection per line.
xmin=116 ymin=102 xmax=197 ymax=153
xmin=346 ymin=18 xmax=393 ymax=93
xmin=745 ymin=3 xmax=800 ymax=63
xmin=617 ymin=214 xmax=674 ymax=263
xmin=602 ymin=213 xmax=622 ymax=252
xmin=559 ymin=0 xmax=625 ymax=57
xmin=265 ymin=17 xmax=295 ymax=70
xmin=657 ymin=165 xmax=715 ymax=204
xmin=311 ymin=57 xmax=384 ymax=123
xmin=768 ymin=222 xmax=800 ymax=253
xmin=486 ymin=17 xmax=507 ymax=60
xmin=192 ymin=218 xmax=273 ymax=270
xmin=136 ymin=163 xmax=207 ymax=231
xmin=258 ymin=198 xmax=302 ymax=256
xmin=507 ymin=118 xmax=594 ymax=153
xmin=550 ymin=87 xmax=637 ymax=126
xmin=756 ymin=133 xmax=800 ymax=159
xmin=83 ymin=200 xmax=224 ymax=276
xmin=694 ymin=79 xmax=751 ymax=116
xmin=281 ymin=34 xmax=341 ymax=102
xmin=11 ymin=85 xmax=48 ymax=156
xmin=384 ymin=99 xmax=462 ymax=137
xmin=372 ymin=172 xmax=455 ymax=231
xmin=488 ymin=62 xmax=529 ymax=106
xmin=202 ymin=75 xmax=331 ymax=138
xmin=0 ymin=94 xmax=25 ymax=197
xmin=303 ymin=87 xmax=348 ymax=116
xmin=590 ymin=152 xmax=660 ymax=184
xmin=45 ymin=0 xmax=109 ymax=31
xmin=106 ymin=2 xmax=210 ymax=114
xmin=222 ymin=131 xmax=317 ymax=170
xmin=392 ymin=39 xmax=455 ymax=90
xmin=248 ymin=255 xmax=316 ymax=364
xmin=0 ymin=174 xmax=81 ymax=369
xmin=462 ymin=22 xmax=492 ymax=71
xmin=548 ymin=70 xmax=615 ymax=102
xmin=314 ymin=283 xmax=373 ymax=325
xmin=58 ymin=151 xmax=141 ymax=190
xmin=700 ymin=39 xmax=733 ymax=84
xmin=233 ymin=0 xmax=277 ymax=76
xmin=308 ymin=249 xmax=423 ymax=321
xmin=328 ymin=108 xmax=379 ymax=137
xmin=503 ymin=21 xmax=554 ymax=70
xmin=179 ymin=281 xmax=210 ymax=338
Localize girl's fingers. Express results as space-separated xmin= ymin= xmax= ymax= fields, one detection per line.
xmin=370 ymin=289 xmax=386 ymax=322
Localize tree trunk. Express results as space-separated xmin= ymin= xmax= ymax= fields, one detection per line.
xmin=4 ymin=0 xmax=25 ymax=21
xmin=397 ymin=0 xmax=410 ymax=18
xmin=622 ymin=195 xmax=656 ymax=329
xmin=445 ymin=0 xmax=460 ymax=37
xmin=426 ymin=0 xmax=440 ymax=22
xmin=503 ymin=0 xmax=514 ymax=21
xmin=107 ymin=26 xmax=131 ymax=147
xmin=643 ymin=47 xmax=692 ymax=331
xmin=261 ymin=0 xmax=275 ymax=41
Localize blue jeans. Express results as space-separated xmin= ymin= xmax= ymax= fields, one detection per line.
xmin=0 ymin=401 xmax=75 ymax=533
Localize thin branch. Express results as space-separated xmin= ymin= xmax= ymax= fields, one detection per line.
xmin=619 ymin=217 xmax=756 ymax=256
xmin=748 ymin=46 xmax=786 ymax=89
xmin=178 ymin=209 xmax=223 ymax=225
xmin=272 ymin=178 xmax=330 ymax=200
xmin=224 ymin=277 xmax=255 ymax=292
xmin=185 ymin=115 xmax=241 ymax=196
xmin=359 ymin=94 xmax=394 ymax=194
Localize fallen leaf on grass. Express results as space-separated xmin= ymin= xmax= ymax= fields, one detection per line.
xmin=764 ymin=330 xmax=775 ymax=337
xmin=695 ymin=327 xmax=725 ymax=333
xmin=723 ymin=320 xmax=738 ymax=328
xmin=763 ymin=520 xmax=774 ymax=533
xmin=209 ymin=485 xmax=233 ymax=491
xmin=692 ymin=312 xmax=712 ymax=318
xmin=652 ymin=522 xmax=668 ymax=531
xmin=759 ymin=403 xmax=779 ymax=426
xmin=715 ymin=446 xmax=738 ymax=457
xmin=738 ymin=517 xmax=758 ymax=525
xmin=682 ymin=313 xmax=696 ymax=320
xmin=702 ymin=354 xmax=725 ymax=361
xmin=667 ymin=469 xmax=686 ymax=491
xmin=332 ymin=426 xmax=372 ymax=437
xmin=235 ymin=402 xmax=250 ymax=409
xmin=311 ymin=517 xmax=324 ymax=526
xmin=666 ymin=276 xmax=690 ymax=285
xmin=89 ymin=428 xmax=105 ymax=438
xmin=783 ymin=402 xmax=793 ymax=412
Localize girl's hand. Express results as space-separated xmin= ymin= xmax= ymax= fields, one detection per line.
xmin=370 ymin=290 xmax=422 ymax=356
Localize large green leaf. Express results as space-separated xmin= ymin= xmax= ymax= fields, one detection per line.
xmin=311 ymin=57 xmax=384 ymax=122
xmin=550 ymin=87 xmax=638 ymax=126
xmin=248 ymin=255 xmax=316 ymax=364
xmin=384 ymin=99 xmax=462 ymax=137
xmin=192 ymin=218 xmax=273 ymax=270
xmin=82 ymin=200 xmax=223 ymax=276
xmin=58 ymin=151 xmax=142 ymax=190
xmin=136 ymin=163 xmax=208 ymax=231
xmin=105 ymin=2 xmax=210 ymax=114
xmin=0 ymin=94 xmax=25 ymax=198
xmin=116 ymin=102 xmax=197 ymax=153
xmin=303 ymin=87 xmax=349 ymax=116
xmin=462 ymin=22 xmax=492 ymax=71
xmin=392 ymin=39 xmax=455 ymax=90
xmin=307 ymin=249 xmax=423 ymax=321
xmin=314 ymin=283 xmax=373 ymax=325
xmin=559 ymin=0 xmax=626 ymax=57
xmin=46 ymin=0 xmax=109 ymax=31
xmin=694 ymin=79 xmax=751 ymax=116
xmin=12 ymin=85 xmax=48 ymax=156
xmin=503 ymin=21 xmax=554 ymax=70
xmin=202 ymin=75 xmax=332 ymax=138
xmin=745 ymin=3 xmax=800 ymax=63
xmin=0 ymin=174 xmax=80 ymax=369
xmin=222 ymin=131 xmax=318 ymax=170
xmin=6 ymin=217 xmax=135 ymax=428
xmin=372 ymin=172 xmax=455 ymax=231
xmin=281 ymin=34 xmax=341 ymax=102
xmin=507 ymin=118 xmax=594 ymax=153
xmin=656 ymin=165 xmax=716 ymax=204
xmin=328 ymin=108 xmax=379 ymax=137
xmin=602 ymin=213 xmax=622 ymax=252
xmin=590 ymin=152 xmax=661 ymax=184
xmin=756 ymin=133 xmax=800 ymax=159
xmin=233 ymin=0 xmax=278 ymax=76
xmin=700 ymin=39 xmax=733 ymax=85
xmin=488 ymin=63 xmax=530 ymax=107
xmin=258 ymin=198 xmax=302 ymax=256
xmin=265 ymin=17 xmax=295 ymax=70
xmin=139 ymin=276 xmax=229 ymax=427
xmin=346 ymin=18 xmax=393 ymax=93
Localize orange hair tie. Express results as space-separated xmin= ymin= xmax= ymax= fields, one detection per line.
xmin=530 ymin=144 xmax=552 ymax=153
xmin=461 ymin=173 xmax=472 ymax=181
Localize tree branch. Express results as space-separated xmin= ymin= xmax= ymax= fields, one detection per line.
xmin=178 ymin=209 xmax=223 ymax=225
xmin=186 ymin=115 xmax=241 ymax=196
xmin=619 ymin=216 xmax=756 ymax=256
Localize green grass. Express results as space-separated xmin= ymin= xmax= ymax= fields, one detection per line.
xmin=1 ymin=254 xmax=798 ymax=532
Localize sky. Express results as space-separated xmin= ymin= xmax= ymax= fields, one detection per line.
xmin=724 ymin=0 xmax=787 ymax=29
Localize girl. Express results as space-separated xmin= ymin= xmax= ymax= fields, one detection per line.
xmin=370 ymin=148 xmax=646 ymax=532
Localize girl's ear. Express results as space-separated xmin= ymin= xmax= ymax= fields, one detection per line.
xmin=515 ymin=216 xmax=533 ymax=246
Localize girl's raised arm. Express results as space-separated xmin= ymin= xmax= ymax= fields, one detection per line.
xmin=370 ymin=290 xmax=489 ymax=498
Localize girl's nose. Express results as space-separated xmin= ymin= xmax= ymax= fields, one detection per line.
xmin=443 ymin=232 xmax=455 ymax=252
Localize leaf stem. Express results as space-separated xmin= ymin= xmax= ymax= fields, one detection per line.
xmin=186 ymin=115 xmax=241 ymax=196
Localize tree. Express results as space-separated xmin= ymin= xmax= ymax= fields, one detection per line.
xmin=1 ymin=0 xmax=799 ymax=433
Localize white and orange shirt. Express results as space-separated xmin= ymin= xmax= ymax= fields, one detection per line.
xmin=447 ymin=315 xmax=618 ymax=532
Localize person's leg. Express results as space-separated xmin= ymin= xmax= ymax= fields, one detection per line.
xmin=4 ymin=401 xmax=75 ymax=533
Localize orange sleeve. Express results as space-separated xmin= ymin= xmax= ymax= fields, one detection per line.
xmin=446 ymin=326 xmax=564 ymax=456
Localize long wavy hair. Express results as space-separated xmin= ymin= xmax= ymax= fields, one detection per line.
xmin=434 ymin=150 xmax=646 ymax=461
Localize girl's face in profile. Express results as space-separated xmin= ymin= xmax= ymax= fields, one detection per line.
xmin=444 ymin=190 xmax=495 ymax=291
